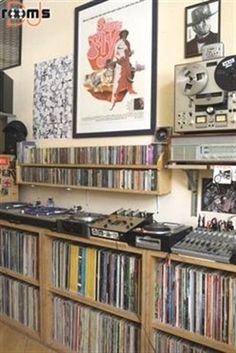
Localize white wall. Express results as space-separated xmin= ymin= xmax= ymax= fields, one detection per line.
xmin=6 ymin=0 xmax=236 ymax=226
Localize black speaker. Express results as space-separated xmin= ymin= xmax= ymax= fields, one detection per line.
xmin=0 ymin=71 xmax=13 ymax=114
xmin=3 ymin=120 xmax=27 ymax=156
xmin=155 ymin=127 xmax=172 ymax=142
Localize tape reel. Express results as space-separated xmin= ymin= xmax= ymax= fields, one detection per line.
xmin=176 ymin=63 xmax=208 ymax=96
xmin=215 ymin=55 xmax=236 ymax=91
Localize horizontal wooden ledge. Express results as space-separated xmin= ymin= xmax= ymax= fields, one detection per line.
xmin=153 ymin=322 xmax=236 ymax=353
xmin=0 ymin=315 xmax=40 ymax=340
xmin=149 ymin=252 xmax=236 ymax=272
xmin=17 ymin=182 xmax=161 ymax=195
xmin=18 ymin=163 xmax=162 ymax=170
xmin=0 ymin=267 xmax=39 ymax=286
xmin=168 ymin=163 xmax=236 ymax=170
xmin=168 ymin=163 xmax=209 ymax=170
xmin=49 ymin=287 xmax=141 ymax=324
xmin=45 ymin=231 xmax=144 ymax=254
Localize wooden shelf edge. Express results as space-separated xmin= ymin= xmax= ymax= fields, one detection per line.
xmin=167 ymin=163 xmax=208 ymax=170
xmin=49 ymin=287 xmax=141 ymax=324
xmin=18 ymin=163 xmax=159 ymax=169
xmin=0 ymin=267 xmax=39 ymax=286
xmin=0 ymin=315 xmax=40 ymax=340
xmin=148 ymin=252 xmax=236 ymax=273
xmin=45 ymin=231 xmax=144 ymax=254
xmin=153 ymin=322 xmax=236 ymax=353
xmin=18 ymin=182 xmax=160 ymax=195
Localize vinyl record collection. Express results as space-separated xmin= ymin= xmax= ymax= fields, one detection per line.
xmin=17 ymin=144 xmax=164 ymax=165
xmin=0 ymin=274 xmax=39 ymax=331
xmin=0 ymin=228 xmax=38 ymax=279
xmin=154 ymin=260 xmax=236 ymax=346
xmin=154 ymin=332 xmax=218 ymax=353
xmin=52 ymin=240 xmax=140 ymax=313
xmin=20 ymin=167 xmax=158 ymax=191
xmin=53 ymin=296 xmax=140 ymax=353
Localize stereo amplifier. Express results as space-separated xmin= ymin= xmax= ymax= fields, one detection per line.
xmin=170 ymin=134 xmax=236 ymax=163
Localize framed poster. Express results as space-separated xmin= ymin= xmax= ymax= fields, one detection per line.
xmin=73 ymin=0 xmax=157 ymax=138
xmin=185 ymin=0 xmax=220 ymax=58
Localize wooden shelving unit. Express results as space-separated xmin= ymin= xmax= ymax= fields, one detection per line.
xmin=2 ymin=220 xmax=236 ymax=352
xmin=147 ymin=251 xmax=236 ymax=353
xmin=16 ymin=145 xmax=172 ymax=195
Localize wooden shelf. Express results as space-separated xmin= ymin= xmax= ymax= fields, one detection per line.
xmin=149 ymin=251 xmax=236 ymax=273
xmin=16 ymin=150 xmax=171 ymax=195
xmin=0 ymin=266 xmax=39 ymax=286
xmin=153 ymin=322 xmax=236 ymax=353
xmin=49 ymin=286 xmax=141 ymax=324
xmin=0 ymin=314 xmax=40 ymax=340
xmin=18 ymin=163 xmax=159 ymax=170
xmin=2 ymin=219 xmax=236 ymax=353
xmin=17 ymin=181 xmax=163 ymax=195
xmin=45 ymin=230 xmax=143 ymax=254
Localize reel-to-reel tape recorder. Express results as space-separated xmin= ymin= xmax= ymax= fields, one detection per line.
xmin=175 ymin=55 xmax=236 ymax=133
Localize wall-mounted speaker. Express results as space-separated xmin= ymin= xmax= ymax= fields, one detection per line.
xmin=155 ymin=127 xmax=172 ymax=142
xmin=0 ymin=71 xmax=13 ymax=115
xmin=3 ymin=120 xmax=27 ymax=156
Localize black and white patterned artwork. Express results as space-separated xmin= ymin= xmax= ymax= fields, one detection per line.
xmin=33 ymin=55 xmax=73 ymax=139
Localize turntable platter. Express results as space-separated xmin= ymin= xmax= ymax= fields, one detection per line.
xmin=143 ymin=223 xmax=171 ymax=234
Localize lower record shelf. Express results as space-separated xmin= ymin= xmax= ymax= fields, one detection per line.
xmin=0 ymin=314 xmax=40 ymax=340
xmin=153 ymin=322 xmax=236 ymax=353
xmin=49 ymin=286 xmax=141 ymax=324
xmin=51 ymin=293 xmax=141 ymax=353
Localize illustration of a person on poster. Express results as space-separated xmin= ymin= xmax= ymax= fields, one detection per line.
xmin=84 ymin=18 xmax=144 ymax=109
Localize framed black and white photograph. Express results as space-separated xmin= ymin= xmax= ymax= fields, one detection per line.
xmin=185 ymin=0 xmax=221 ymax=58
xmin=73 ymin=0 xmax=157 ymax=138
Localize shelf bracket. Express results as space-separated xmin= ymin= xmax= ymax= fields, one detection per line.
xmin=184 ymin=170 xmax=199 ymax=217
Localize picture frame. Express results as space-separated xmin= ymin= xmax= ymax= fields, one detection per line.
xmin=73 ymin=0 xmax=157 ymax=138
xmin=184 ymin=0 xmax=221 ymax=58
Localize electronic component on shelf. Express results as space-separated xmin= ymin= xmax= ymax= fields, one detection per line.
xmin=0 ymin=205 xmax=70 ymax=231
xmin=170 ymin=134 xmax=236 ymax=163
xmin=90 ymin=208 xmax=153 ymax=240
xmin=56 ymin=211 xmax=107 ymax=237
xmin=0 ymin=202 xmax=31 ymax=209
xmin=128 ymin=222 xmax=192 ymax=251
xmin=171 ymin=228 xmax=236 ymax=264
xmin=174 ymin=55 xmax=236 ymax=133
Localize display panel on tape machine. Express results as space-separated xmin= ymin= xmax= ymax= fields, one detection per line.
xmin=175 ymin=55 xmax=236 ymax=133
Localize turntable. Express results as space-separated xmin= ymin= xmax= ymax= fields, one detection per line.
xmin=56 ymin=211 xmax=107 ymax=237
xmin=0 ymin=202 xmax=32 ymax=209
xmin=0 ymin=205 xmax=70 ymax=231
xmin=129 ymin=222 xmax=192 ymax=252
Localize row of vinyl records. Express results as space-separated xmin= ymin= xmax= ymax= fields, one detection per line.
xmin=20 ymin=167 xmax=158 ymax=191
xmin=53 ymin=296 xmax=140 ymax=353
xmin=52 ymin=240 xmax=140 ymax=313
xmin=0 ymin=274 xmax=39 ymax=331
xmin=154 ymin=260 xmax=236 ymax=346
xmin=0 ymin=228 xmax=38 ymax=279
xmin=154 ymin=332 xmax=217 ymax=353
xmin=17 ymin=142 xmax=164 ymax=165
